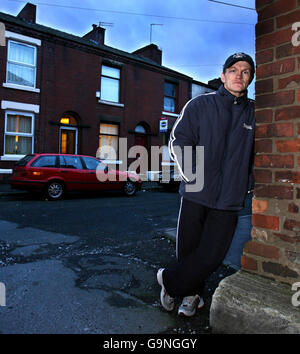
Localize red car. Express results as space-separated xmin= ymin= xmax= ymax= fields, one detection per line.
xmin=10 ymin=153 xmax=142 ymax=200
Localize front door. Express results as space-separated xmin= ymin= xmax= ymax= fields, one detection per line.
xmin=60 ymin=128 xmax=77 ymax=154
xmin=134 ymin=134 xmax=148 ymax=174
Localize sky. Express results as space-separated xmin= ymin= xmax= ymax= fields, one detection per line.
xmin=0 ymin=0 xmax=257 ymax=98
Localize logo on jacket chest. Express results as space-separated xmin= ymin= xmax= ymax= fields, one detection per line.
xmin=243 ymin=123 xmax=253 ymax=130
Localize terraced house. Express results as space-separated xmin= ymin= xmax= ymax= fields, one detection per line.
xmin=0 ymin=3 xmax=215 ymax=181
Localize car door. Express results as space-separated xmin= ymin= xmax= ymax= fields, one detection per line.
xmin=81 ymin=156 xmax=122 ymax=191
xmin=79 ymin=156 xmax=103 ymax=190
xmin=59 ymin=155 xmax=85 ymax=191
xmin=30 ymin=155 xmax=60 ymax=183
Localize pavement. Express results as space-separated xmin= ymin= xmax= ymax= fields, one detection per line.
xmin=0 ymin=181 xmax=243 ymax=269
xmin=0 ymin=180 xmax=164 ymax=196
xmin=0 ymin=180 xmax=241 ymax=336
xmin=0 ymin=181 xmax=248 ymax=271
xmin=0 ymin=183 xmax=24 ymax=196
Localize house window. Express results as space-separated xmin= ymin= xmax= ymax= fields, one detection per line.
xmin=7 ymin=40 xmax=37 ymax=88
xmin=134 ymin=125 xmax=146 ymax=134
xmin=164 ymin=81 xmax=177 ymax=113
xmin=99 ymin=123 xmax=119 ymax=160
xmin=4 ymin=111 xmax=34 ymax=155
xmin=100 ymin=65 xmax=120 ymax=103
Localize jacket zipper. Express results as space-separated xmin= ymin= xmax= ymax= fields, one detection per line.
xmin=215 ymin=134 xmax=227 ymax=204
xmin=216 ymin=98 xmax=237 ymax=204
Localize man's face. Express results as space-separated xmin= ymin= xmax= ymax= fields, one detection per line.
xmin=221 ymin=61 xmax=252 ymax=97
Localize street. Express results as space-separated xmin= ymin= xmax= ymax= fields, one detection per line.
xmin=0 ymin=187 xmax=235 ymax=334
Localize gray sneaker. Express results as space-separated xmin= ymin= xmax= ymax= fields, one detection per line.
xmin=157 ymin=268 xmax=175 ymax=311
xmin=178 ymin=295 xmax=204 ymax=317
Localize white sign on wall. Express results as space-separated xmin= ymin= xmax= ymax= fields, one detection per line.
xmin=159 ymin=118 xmax=168 ymax=133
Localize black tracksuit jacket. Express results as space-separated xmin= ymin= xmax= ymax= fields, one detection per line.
xmin=169 ymin=84 xmax=255 ymax=211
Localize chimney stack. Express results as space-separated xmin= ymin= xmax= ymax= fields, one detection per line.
xmin=133 ymin=44 xmax=162 ymax=65
xmin=82 ymin=24 xmax=106 ymax=45
xmin=17 ymin=3 xmax=36 ymax=23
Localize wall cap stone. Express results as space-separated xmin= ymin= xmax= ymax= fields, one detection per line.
xmin=209 ymin=270 xmax=300 ymax=334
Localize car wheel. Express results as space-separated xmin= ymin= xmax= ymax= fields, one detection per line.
xmin=123 ymin=181 xmax=137 ymax=196
xmin=46 ymin=181 xmax=64 ymax=200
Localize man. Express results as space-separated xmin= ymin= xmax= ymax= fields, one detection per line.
xmin=157 ymin=52 xmax=255 ymax=316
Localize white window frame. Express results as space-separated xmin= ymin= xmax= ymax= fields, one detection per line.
xmin=59 ymin=126 xmax=78 ymax=155
xmin=164 ymin=81 xmax=177 ymax=113
xmin=3 ymin=110 xmax=35 ymax=160
xmin=5 ymin=39 xmax=39 ymax=92
xmin=99 ymin=123 xmax=119 ymax=161
xmin=100 ymin=65 xmax=121 ymax=104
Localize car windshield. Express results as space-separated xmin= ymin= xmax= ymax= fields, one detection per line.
xmin=14 ymin=155 xmax=35 ymax=166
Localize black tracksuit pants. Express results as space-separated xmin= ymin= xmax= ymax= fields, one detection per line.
xmin=163 ymin=197 xmax=238 ymax=298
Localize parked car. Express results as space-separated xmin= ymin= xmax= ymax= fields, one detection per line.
xmin=10 ymin=153 xmax=142 ymax=200
xmin=157 ymin=168 xmax=181 ymax=191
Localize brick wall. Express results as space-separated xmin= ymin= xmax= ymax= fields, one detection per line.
xmin=241 ymin=0 xmax=300 ymax=283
